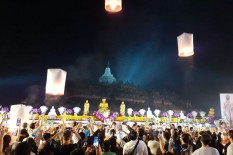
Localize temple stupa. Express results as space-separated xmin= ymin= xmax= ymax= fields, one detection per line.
xmin=99 ymin=62 xmax=116 ymax=85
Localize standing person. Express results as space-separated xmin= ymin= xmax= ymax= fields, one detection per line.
xmin=123 ymin=130 xmax=148 ymax=155
xmin=148 ymin=131 xmax=162 ymax=155
xmin=223 ymin=95 xmax=233 ymax=128
xmin=191 ymin=133 xmax=220 ymax=155
xmin=57 ymin=127 xmax=82 ymax=155
xmin=102 ymin=140 xmax=116 ymax=155
xmin=180 ymin=133 xmax=192 ymax=155
xmin=227 ymin=130 xmax=233 ymax=155
xmin=19 ymin=122 xmax=29 ymax=142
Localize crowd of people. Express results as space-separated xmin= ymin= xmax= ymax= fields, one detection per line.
xmin=0 ymin=116 xmax=233 ymax=155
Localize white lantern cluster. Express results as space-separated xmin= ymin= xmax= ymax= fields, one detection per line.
xmin=127 ymin=108 xmax=133 ymax=116
xmin=139 ymin=109 xmax=146 ymax=117
xmin=199 ymin=111 xmax=206 ymax=118
xmin=73 ymin=107 xmax=81 ymax=115
xmin=58 ymin=106 xmax=66 ymax=115
xmin=191 ymin=111 xmax=198 ymax=119
xmin=154 ymin=109 xmax=161 ymax=118
xmin=40 ymin=106 xmax=48 ymax=114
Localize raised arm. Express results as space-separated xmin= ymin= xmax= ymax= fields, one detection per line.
xmin=0 ymin=127 xmax=5 ymax=153
xmin=158 ymin=134 xmax=166 ymax=154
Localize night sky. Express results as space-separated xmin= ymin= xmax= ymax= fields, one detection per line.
xmin=1 ymin=0 xmax=233 ymax=118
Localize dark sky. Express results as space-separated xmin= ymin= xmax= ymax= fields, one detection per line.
xmin=0 ymin=0 xmax=233 ymax=117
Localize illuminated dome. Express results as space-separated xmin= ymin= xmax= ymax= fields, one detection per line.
xmin=99 ymin=63 xmax=116 ymax=85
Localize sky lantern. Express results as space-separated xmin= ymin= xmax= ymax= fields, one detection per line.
xmin=9 ymin=104 xmax=30 ymax=130
xmin=45 ymin=69 xmax=67 ymax=96
xmin=105 ymin=0 xmax=122 ymax=13
xmin=177 ymin=32 xmax=194 ymax=57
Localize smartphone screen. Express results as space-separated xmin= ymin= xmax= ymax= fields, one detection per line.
xmin=93 ymin=136 xmax=99 ymax=147
xmin=16 ymin=118 xmax=21 ymax=126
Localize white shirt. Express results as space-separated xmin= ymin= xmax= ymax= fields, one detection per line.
xmin=116 ymin=130 xmax=127 ymax=147
xmin=148 ymin=140 xmax=162 ymax=155
xmin=227 ymin=143 xmax=233 ymax=155
xmin=191 ymin=146 xmax=220 ymax=155
xmin=123 ymin=140 xmax=148 ymax=155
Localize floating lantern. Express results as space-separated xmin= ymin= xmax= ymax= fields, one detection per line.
xmin=105 ymin=0 xmax=122 ymax=13
xmin=177 ymin=32 xmax=194 ymax=57
xmin=9 ymin=104 xmax=30 ymax=130
xmin=45 ymin=69 xmax=67 ymax=95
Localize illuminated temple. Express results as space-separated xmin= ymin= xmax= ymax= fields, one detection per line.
xmin=98 ymin=62 xmax=116 ymax=85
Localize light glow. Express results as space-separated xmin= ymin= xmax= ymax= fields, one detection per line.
xmin=177 ymin=32 xmax=194 ymax=57
xmin=105 ymin=0 xmax=122 ymax=13
xmin=45 ymin=69 xmax=67 ymax=95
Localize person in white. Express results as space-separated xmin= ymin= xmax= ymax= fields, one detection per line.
xmin=227 ymin=130 xmax=233 ymax=155
xmin=123 ymin=130 xmax=148 ymax=155
xmin=116 ymin=124 xmax=127 ymax=148
xmin=147 ymin=131 xmax=162 ymax=155
xmin=191 ymin=133 xmax=220 ymax=155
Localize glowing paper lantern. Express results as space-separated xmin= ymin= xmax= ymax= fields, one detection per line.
xmin=105 ymin=0 xmax=122 ymax=13
xmin=9 ymin=104 xmax=30 ymax=130
xmin=177 ymin=32 xmax=194 ymax=57
xmin=46 ymin=69 xmax=67 ymax=95
xmin=73 ymin=107 xmax=81 ymax=115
